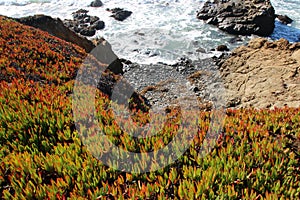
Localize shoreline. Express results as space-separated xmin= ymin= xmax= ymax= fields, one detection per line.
xmin=4 ymin=0 xmax=300 ymax=111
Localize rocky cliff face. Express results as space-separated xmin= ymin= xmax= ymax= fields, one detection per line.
xmin=220 ymin=38 xmax=300 ymax=109
xmin=197 ymin=0 xmax=276 ymax=36
xmin=16 ymin=15 xmax=95 ymax=53
xmin=16 ymin=14 xmax=123 ymax=75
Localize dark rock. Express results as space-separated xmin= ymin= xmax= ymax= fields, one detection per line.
xmin=197 ymin=0 xmax=276 ymax=36
xmin=73 ymin=9 xmax=89 ymax=14
xmin=216 ymin=45 xmax=229 ymax=51
xmin=83 ymin=16 xmax=91 ymax=23
xmin=206 ymin=17 xmax=218 ymax=25
xmin=171 ymin=57 xmax=196 ymax=74
xmin=16 ymin=14 xmax=95 ymax=52
xmin=90 ymin=0 xmax=103 ymax=7
xmin=73 ymin=25 xmax=81 ymax=33
xmin=276 ymin=14 xmax=293 ymax=25
xmin=228 ymin=36 xmax=242 ymax=44
xmin=72 ymin=9 xmax=89 ymax=20
xmin=226 ymin=97 xmax=241 ymax=107
xmin=80 ymin=27 xmax=96 ymax=37
xmin=193 ymin=87 xmax=200 ymax=92
xmin=90 ymin=38 xmax=124 ymax=75
xmin=78 ymin=23 xmax=89 ymax=29
xmin=108 ymin=8 xmax=132 ymax=21
xmin=90 ymin=16 xmax=100 ymax=24
xmin=108 ymin=8 xmax=123 ymax=13
xmin=63 ymin=19 xmax=74 ymax=28
xmin=108 ymin=59 xmax=123 ymax=75
xmin=119 ymin=58 xmax=133 ymax=65
xmin=65 ymin=9 xmax=105 ymax=37
xmin=196 ymin=47 xmax=206 ymax=53
xmin=91 ymin=20 xmax=105 ymax=30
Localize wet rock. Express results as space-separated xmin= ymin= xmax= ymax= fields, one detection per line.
xmin=72 ymin=9 xmax=89 ymax=20
xmin=107 ymin=8 xmax=132 ymax=21
xmin=90 ymin=16 xmax=100 ymax=24
xmin=197 ymin=0 xmax=276 ymax=36
xmin=119 ymin=58 xmax=133 ymax=65
xmin=228 ymin=36 xmax=242 ymax=44
xmin=216 ymin=45 xmax=229 ymax=51
xmin=79 ymin=27 xmax=96 ymax=37
xmin=90 ymin=0 xmax=103 ymax=7
xmin=91 ymin=20 xmax=105 ymax=30
xmin=196 ymin=47 xmax=206 ymax=53
xmin=276 ymin=14 xmax=293 ymax=25
xmin=64 ymin=9 xmax=105 ymax=37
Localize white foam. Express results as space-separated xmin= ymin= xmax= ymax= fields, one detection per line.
xmin=0 ymin=0 xmax=299 ymax=63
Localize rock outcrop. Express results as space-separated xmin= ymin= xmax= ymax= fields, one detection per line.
xmin=107 ymin=8 xmax=132 ymax=21
xmin=197 ymin=0 xmax=276 ymax=36
xmin=220 ymin=38 xmax=300 ymax=109
xmin=15 ymin=14 xmax=123 ymax=75
xmin=64 ymin=9 xmax=105 ymax=37
xmin=16 ymin=14 xmax=95 ymax=52
xmin=91 ymin=38 xmax=124 ymax=75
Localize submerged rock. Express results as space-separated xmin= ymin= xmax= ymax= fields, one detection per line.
xmin=197 ymin=0 xmax=276 ymax=36
xmin=276 ymin=14 xmax=293 ymax=25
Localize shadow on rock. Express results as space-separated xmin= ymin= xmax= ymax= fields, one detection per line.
xmin=271 ymin=21 xmax=300 ymax=43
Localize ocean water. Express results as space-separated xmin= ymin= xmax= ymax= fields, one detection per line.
xmin=0 ymin=0 xmax=299 ymax=64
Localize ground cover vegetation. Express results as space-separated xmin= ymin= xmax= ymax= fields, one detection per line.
xmin=0 ymin=16 xmax=299 ymax=199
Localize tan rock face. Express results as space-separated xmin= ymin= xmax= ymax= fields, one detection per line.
xmin=220 ymin=38 xmax=300 ymax=109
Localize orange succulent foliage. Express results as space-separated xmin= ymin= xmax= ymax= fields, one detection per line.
xmin=0 ymin=16 xmax=86 ymax=84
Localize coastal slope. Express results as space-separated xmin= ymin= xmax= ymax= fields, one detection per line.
xmin=0 ymin=16 xmax=299 ymax=199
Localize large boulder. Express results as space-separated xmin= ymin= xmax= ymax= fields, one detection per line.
xmin=219 ymin=38 xmax=300 ymax=109
xmin=16 ymin=14 xmax=95 ymax=52
xmin=197 ymin=0 xmax=276 ymax=36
